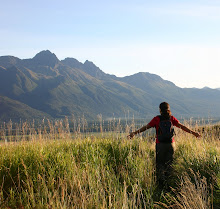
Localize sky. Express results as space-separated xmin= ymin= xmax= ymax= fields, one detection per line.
xmin=1 ymin=0 xmax=220 ymax=89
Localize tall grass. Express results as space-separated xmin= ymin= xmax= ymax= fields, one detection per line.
xmin=0 ymin=138 xmax=156 ymax=208
xmin=0 ymin=119 xmax=219 ymax=208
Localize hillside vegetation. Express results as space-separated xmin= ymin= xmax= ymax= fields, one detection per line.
xmin=0 ymin=120 xmax=219 ymax=208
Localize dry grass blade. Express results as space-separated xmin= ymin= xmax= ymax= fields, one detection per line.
xmin=157 ymin=171 xmax=211 ymax=209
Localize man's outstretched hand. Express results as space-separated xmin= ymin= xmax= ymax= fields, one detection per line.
xmin=127 ymin=132 xmax=135 ymax=139
xmin=193 ymin=132 xmax=201 ymax=138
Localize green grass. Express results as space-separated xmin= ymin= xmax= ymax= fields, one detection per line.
xmin=0 ymin=125 xmax=219 ymax=208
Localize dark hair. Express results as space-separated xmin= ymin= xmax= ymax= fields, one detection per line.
xmin=159 ymin=102 xmax=171 ymax=119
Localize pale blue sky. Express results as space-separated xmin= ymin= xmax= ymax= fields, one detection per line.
xmin=1 ymin=0 xmax=220 ymax=88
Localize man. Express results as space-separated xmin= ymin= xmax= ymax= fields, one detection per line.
xmin=128 ymin=102 xmax=201 ymax=187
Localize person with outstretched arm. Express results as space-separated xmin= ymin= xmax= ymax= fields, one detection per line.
xmin=128 ymin=102 xmax=201 ymax=188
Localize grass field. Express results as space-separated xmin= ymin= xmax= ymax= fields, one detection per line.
xmin=0 ymin=119 xmax=219 ymax=208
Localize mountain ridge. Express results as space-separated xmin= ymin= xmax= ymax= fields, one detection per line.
xmin=1 ymin=50 xmax=220 ymax=121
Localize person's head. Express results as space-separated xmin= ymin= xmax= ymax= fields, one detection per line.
xmin=159 ymin=102 xmax=171 ymax=118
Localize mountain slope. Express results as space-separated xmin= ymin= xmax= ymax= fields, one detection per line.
xmin=0 ymin=51 xmax=153 ymax=120
xmin=120 ymin=72 xmax=220 ymax=117
xmin=61 ymin=58 xmax=116 ymax=80
xmin=0 ymin=66 xmax=37 ymax=97
xmin=0 ymin=95 xmax=51 ymax=122
xmin=0 ymin=50 xmax=220 ymax=121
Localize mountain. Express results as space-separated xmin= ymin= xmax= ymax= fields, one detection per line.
xmin=0 ymin=50 xmax=220 ymax=121
xmin=0 ymin=95 xmax=51 ymax=122
xmin=61 ymin=58 xmax=116 ymax=80
xmin=119 ymin=73 xmax=220 ymax=117
xmin=31 ymin=50 xmax=59 ymax=67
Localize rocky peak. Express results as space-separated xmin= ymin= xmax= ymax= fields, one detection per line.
xmin=32 ymin=50 xmax=59 ymax=67
xmin=0 ymin=56 xmax=21 ymax=68
xmin=61 ymin=57 xmax=83 ymax=69
xmin=83 ymin=60 xmax=106 ymax=78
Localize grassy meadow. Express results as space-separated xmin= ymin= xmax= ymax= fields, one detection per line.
xmin=0 ymin=118 xmax=219 ymax=209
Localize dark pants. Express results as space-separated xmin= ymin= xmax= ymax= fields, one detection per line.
xmin=156 ymin=143 xmax=174 ymax=187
